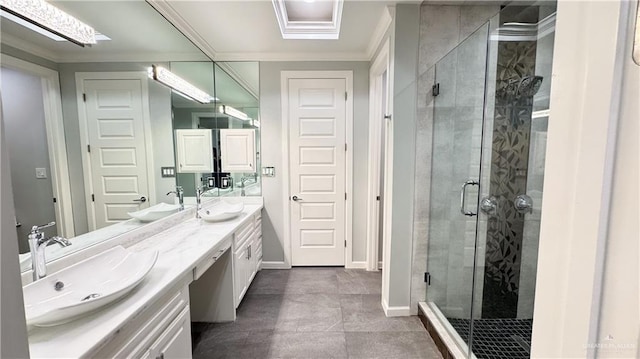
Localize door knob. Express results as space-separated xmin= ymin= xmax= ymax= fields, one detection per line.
xmin=292 ymin=195 xmax=302 ymax=201
xmin=479 ymin=196 xmax=498 ymax=216
xmin=133 ymin=196 xmax=147 ymax=203
xmin=513 ymin=194 xmax=533 ymax=214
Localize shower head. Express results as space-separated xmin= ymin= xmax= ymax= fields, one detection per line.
xmin=516 ymin=75 xmax=543 ymax=97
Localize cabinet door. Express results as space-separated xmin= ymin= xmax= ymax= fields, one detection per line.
xmin=234 ymin=245 xmax=248 ymax=307
xmin=220 ymin=129 xmax=255 ymax=173
xmin=150 ymin=308 xmax=192 ymax=359
xmin=175 ymin=129 xmax=213 ymax=173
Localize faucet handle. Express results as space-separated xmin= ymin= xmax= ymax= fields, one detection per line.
xmin=30 ymin=222 xmax=55 ymax=233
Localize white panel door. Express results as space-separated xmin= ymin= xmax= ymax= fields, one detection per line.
xmin=175 ymin=129 xmax=213 ymax=173
xmin=83 ymin=79 xmax=150 ymax=229
xmin=220 ymin=129 xmax=255 ymax=172
xmin=289 ymin=78 xmax=346 ymax=266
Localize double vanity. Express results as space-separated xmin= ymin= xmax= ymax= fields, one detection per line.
xmin=24 ymin=197 xmax=263 ymax=359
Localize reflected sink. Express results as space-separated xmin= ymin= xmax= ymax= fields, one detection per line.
xmin=198 ymin=201 xmax=244 ymax=222
xmin=128 ymin=202 xmax=181 ymax=222
xmin=23 ymin=246 xmax=158 ymax=327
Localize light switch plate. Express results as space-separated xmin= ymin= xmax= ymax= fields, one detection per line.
xmin=262 ymin=166 xmax=275 ymax=177
xmin=35 ymin=168 xmax=47 ymax=179
xmin=161 ymin=167 xmax=176 ymax=178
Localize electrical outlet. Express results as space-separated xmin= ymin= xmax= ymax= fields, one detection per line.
xmin=35 ymin=168 xmax=47 ymax=179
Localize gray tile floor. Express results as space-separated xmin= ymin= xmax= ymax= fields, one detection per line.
xmin=192 ymin=267 xmax=443 ymax=359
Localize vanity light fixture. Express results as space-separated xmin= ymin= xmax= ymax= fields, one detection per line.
xmin=0 ymin=0 xmax=96 ymax=46
xmin=219 ymin=105 xmax=249 ymax=121
xmin=149 ymin=65 xmax=215 ymax=104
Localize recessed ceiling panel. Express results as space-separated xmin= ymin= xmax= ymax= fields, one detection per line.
xmin=284 ymin=0 xmax=333 ymax=22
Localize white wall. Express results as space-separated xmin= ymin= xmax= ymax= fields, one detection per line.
xmin=0 ymin=97 xmax=30 ymax=358
xmin=1 ymin=67 xmax=58 ymax=252
xmin=259 ymin=61 xmax=369 ymax=266
xmin=531 ymin=1 xmax=638 ymax=357
xmin=387 ymin=3 xmax=420 ymax=309
xmin=595 ymin=1 xmax=639 ymax=357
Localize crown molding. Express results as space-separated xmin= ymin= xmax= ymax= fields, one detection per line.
xmin=146 ymin=0 xmax=218 ymax=60
xmin=365 ymin=5 xmax=393 ymax=60
xmin=213 ymin=51 xmax=370 ymax=62
xmin=215 ymin=61 xmax=259 ymax=100
xmin=1 ymin=33 xmax=61 ymax=62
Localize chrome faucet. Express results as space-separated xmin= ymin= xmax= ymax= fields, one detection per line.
xmin=195 ymin=186 xmax=212 ymax=218
xmin=167 ymin=186 xmax=185 ymax=210
xmin=28 ymin=222 xmax=72 ymax=281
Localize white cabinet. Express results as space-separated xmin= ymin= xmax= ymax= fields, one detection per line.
xmin=175 ymin=129 xmax=213 ymax=173
xmin=148 ymin=308 xmax=191 ymax=359
xmin=220 ymin=129 xmax=255 ymax=173
xmin=233 ymin=211 xmax=262 ymax=308
xmin=93 ymin=281 xmax=192 ymax=359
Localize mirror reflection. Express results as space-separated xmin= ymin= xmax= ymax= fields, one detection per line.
xmin=0 ymin=1 xmax=209 ymax=272
xmin=172 ymin=61 xmax=261 ymax=198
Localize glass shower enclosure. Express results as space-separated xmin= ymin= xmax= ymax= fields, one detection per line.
xmin=425 ymin=4 xmax=556 ymax=359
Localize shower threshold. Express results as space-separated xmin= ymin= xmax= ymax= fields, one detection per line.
xmin=419 ymin=302 xmax=533 ymax=359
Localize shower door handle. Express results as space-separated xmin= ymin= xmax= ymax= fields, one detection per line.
xmin=460 ymin=180 xmax=479 ymax=217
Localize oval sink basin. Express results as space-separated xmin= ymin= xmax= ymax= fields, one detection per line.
xmin=198 ymin=201 xmax=244 ymax=222
xmin=128 ymin=203 xmax=181 ymax=222
xmin=23 ymin=246 xmax=158 ymax=327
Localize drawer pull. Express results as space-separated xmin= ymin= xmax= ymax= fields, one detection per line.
xmin=212 ymin=249 xmax=226 ymax=261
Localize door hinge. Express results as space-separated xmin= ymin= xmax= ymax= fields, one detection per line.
xmin=345 ymin=92 xmax=348 ymax=101
xmin=87 ymin=144 xmax=91 ymax=153
xmin=432 ymin=83 xmax=440 ymax=97
xmin=376 ymin=195 xmax=380 ymax=201
xmin=91 ymin=194 xmax=95 ymax=202
xmin=424 ymin=272 xmax=431 ymax=285
xmin=82 ymin=93 xmax=87 ymax=102
xmin=53 ymin=197 xmax=57 ymax=203
xmin=344 ymin=240 xmax=347 ymax=248
xmin=345 ymin=193 xmax=347 ymax=200
xmin=345 ymin=143 xmax=347 ymax=152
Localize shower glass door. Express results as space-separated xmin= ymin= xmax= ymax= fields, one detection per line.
xmin=425 ymin=22 xmax=490 ymax=349
xmin=425 ymin=3 xmax=556 ymax=359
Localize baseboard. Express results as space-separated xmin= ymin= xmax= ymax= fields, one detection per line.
xmin=381 ymin=298 xmax=411 ymax=317
xmin=260 ymin=261 xmax=290 ymax=269
xmin=347 ymin=261 xmax=366 ymax=269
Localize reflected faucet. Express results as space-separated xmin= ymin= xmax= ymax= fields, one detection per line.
xmin=195 ymin=186 xmax=213 ymax=218
xmin=167 ymin=186 xmax=184 ymax=210
xmin=28 ymin=222 xmax=72 ymax=281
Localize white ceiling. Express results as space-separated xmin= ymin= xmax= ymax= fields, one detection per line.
xmin=150 ymin=0 xmax=403 ymax=61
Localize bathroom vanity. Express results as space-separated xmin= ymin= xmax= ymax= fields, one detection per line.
xmin=25 ymin=197 xmax=263 ymax=359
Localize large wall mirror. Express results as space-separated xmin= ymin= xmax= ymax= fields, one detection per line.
xmin=0 ymin=1 xmax=218 ymax=272
xmin=171 ymin=61 xmax=261 ymax=198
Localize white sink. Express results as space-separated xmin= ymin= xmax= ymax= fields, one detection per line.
xmin=198 ymin=201 xmax=244 ymax=222
xmin=128 ymin=203 xmax=181 ymax=222
xmin=23 ymin=246 xmax=158 ymax=327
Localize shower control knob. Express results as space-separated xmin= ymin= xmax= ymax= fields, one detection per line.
xmin=514 ymin=194 xmax=533 ymax=214
xmin=479 ymin=196 xmax=498 ymax=216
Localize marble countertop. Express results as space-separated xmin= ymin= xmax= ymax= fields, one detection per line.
xmin=27 ymin=202 xmax=263 ymax=358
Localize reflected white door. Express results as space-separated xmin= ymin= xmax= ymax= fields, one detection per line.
xmin=83 ymin=79 xmax=150 ymax=229
xmin=289 ymin=78 xmax=346 ymax=266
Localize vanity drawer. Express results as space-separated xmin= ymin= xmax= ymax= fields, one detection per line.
xmin=93 ymin=282 xmax=189 ymax=359
xmin=234 ymin=219 xmax=254 ymax=249
xmin=193 ymin=241 xmax=231 ymax=281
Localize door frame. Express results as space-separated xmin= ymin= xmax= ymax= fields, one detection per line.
xmin=1 ymin=54 xmax=75 ymax=238
xmin=366 ymin=39 xmax=391 ymax=271
xmin=280 ymin=70 xmax=354 ymax=268
xmin=75 ymin=72 xmax=156 ymax=231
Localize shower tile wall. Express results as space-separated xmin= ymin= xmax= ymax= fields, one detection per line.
xmin=481 ymin=6 xmax=545 ymax=318
xmin=412 ymin=4 xmax=499 ymax=315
